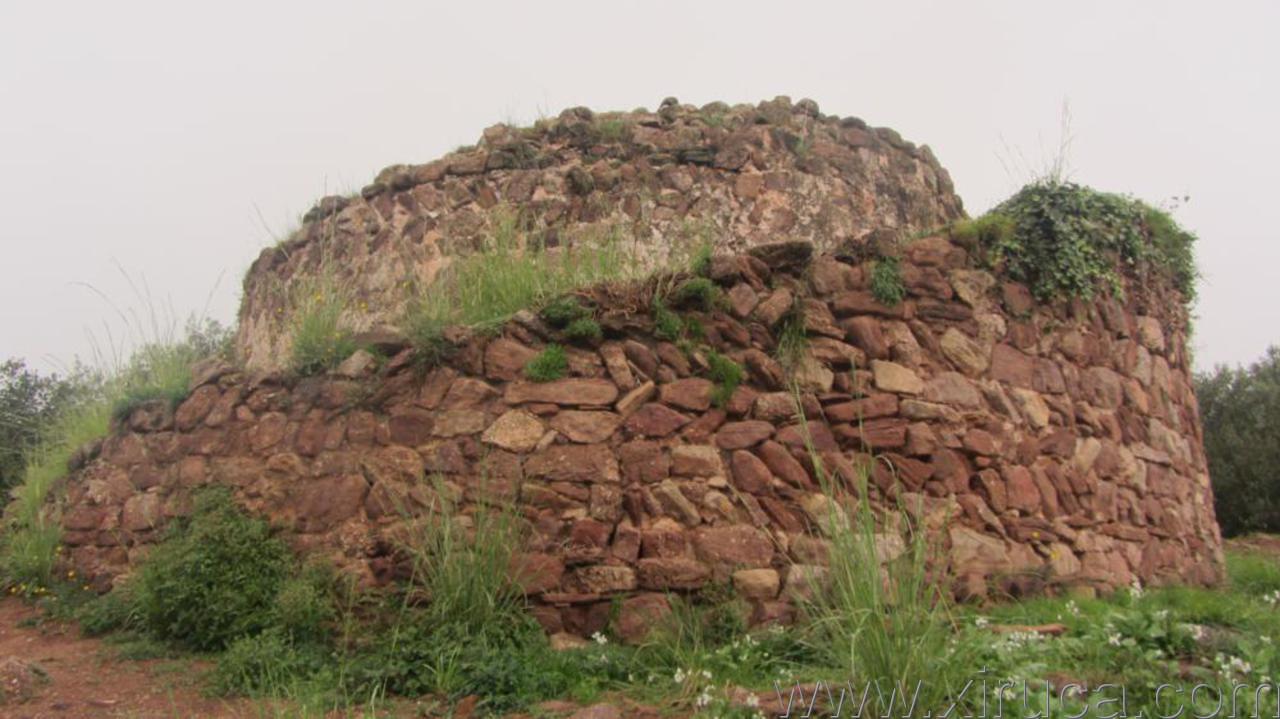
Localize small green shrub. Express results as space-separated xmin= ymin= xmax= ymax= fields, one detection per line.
xmin=290 ymin=282 xmax=356 ymax=375
xmin=524 ymin=345 xmax=568 ymax=382
xmin=948 ymin=213 xmax=1015 ymax=248
xmin=540 ymin=296 xmax=591 ymax=328
xmin=404 ymin=313 xmax=454 ymax=369
xmin=652 ymin=301 xmax=685 ymax=342
xmin=135 ymin=488 xmax=290 ymax=651
xmin=594 ymin=117 xmax=631 ymax=143
xmin=212 ymin=628 xmax=330 ymax=697
xmin=273 ymin=568 xmax=335 ymax=644
xmin=563 ymin=317 xmax=602 ymax=344
xmin=706 ymin=351 xmax=743 ymax=409
xmin=77 ymin=587 xmax=141 ymax=637
xmin=673 ymin=277 xmax=720 ymax=311
xmin=870 ymin=256 xmax=906 ymax=306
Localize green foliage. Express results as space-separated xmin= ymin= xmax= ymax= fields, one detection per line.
xmin=1196 ymin=346 xmax=1280 ymax=535
xmin=289 ymin=280 xmax=356 ymax=375
xmin=672 ymin=277 xmax=721 ymax=311
xmin=869 ymin=255 xmax=906 ymax=306
xmin=652 ymin=300 xmax=685 ymax=342
xmin=0 ymin=318 xmax=228 ymax=590
xmin=775 ymin=303 xmax=809 ymax=372
xmin=0 ymin=359 xmax=91 ymax=494
xmin=690 ymin=240 xmax=714 ymax=278
xmin=211 ymin=628 xmax=331 ymax=698
xmin=135 ymin=488 xmax=291 ymax=651
xmin=948 ymin=213 xmax=1015 ymax=248
xmin=524 ymin=345 xmax=568 ymax=382
xmin=404 ymin=212 xmax=636 ymax=339
xmin=77 ymin=587 xmax=142 ymax=637
xmin=403 ymin=313 xmax=453 ymax=371
xmin=972 ymin=181 xmax=1198 ymax=302
xmin=705 ymin=351 xmax=742 ymax=409
xmin=593 ymin=117 xmax=631 ymax=143
xmin=540 ymin=295 xmax=592 ymax=328
xmin=563 ymin=318 xmax=603 ymax=344
xmin=273 ymin=567 xmax=336 ymax=644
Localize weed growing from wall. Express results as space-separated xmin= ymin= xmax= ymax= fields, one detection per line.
xmin=524 ymin=345 xmax=568 ymax=382
xmin=289 ymin=278 xmax=357 ymax=375
xmin=870 ymin=256 xmax=906 ymax=307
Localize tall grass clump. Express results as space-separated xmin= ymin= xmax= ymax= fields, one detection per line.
xmin=405 ymin=212 xmax=638 ymax=357
xmin=788 ymin=387 xmax=968 ymax=716
xmin=2 ymin=315 xmax=229 ymax=592
xmin=359 ymin=478 xmax=552 ymax=708
xmin=289 ymin=277 xmax=357 ymax=375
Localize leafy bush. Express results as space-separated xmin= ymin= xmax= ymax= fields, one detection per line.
xmin=1196 ymin=346 xmax=1280 ymax=536
xmin=524 ymin=345 xmax=568 ymax=382
xmin=706 ymin=351 xmax=743 ymax=409
xmin=134 ymin=488 xmax=290 ymax=651
xmin=972 ymin=182 xmax=1198 ymax=301
xmin=273 ymin=568 xmax=335 ymax=644
xmin=404 ymin=313 xmax=454 ymax=369
xmin=0 ymin=359 xmax=91 ymax=494
xmin=869 ymin=256 xmax=906 ymax=306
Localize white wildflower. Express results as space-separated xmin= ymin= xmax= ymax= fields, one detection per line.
xmin=1108 ymin=633 xmax=1123 ymax=647
xmin=591 ymin=631 xmax=609 ymax=645
xmin=1066 ymin=600 xmax=1081 ymax=617
xmin=701 ymin=669 xmax=713 ymax=680
xmin=1267 ymin=590 xmax=1280 ymax=608
xmin=745 ymin=694 xmax=761 ymax=708
xmin=674 ymin=668 xmax=688 ymax=684
xmin=974 ymin=617 xmax=990 ymax=629
xmin=696 ymin=687 xmax=714 ymax=708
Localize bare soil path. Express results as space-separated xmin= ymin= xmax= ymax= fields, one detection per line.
xmin=0 ymin=597 xmax=255 ymax=718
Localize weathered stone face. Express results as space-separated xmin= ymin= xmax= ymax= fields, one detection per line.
xmin=55 ymin=108 xmax=1221 ymax=637
xmin=234 ymin=98 xmax=965 ymax=371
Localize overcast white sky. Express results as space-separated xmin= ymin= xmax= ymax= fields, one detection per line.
xmin=2 ymin=0 xmax=1276 ymax=374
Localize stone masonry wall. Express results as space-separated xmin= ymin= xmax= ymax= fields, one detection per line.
xmin=59 ymin=237 xmax=1222 ymax=639
xmin=236 ymin=97 xmax=963 ymax=371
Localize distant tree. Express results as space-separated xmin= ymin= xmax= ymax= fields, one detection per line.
xmin=1196 ymin=346 xmax=1280 ymax=536
xmin=0 ymin=359 xmax=88 ymax=493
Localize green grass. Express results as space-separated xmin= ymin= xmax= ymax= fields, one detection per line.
xmin=288 ymin=278 xmax=356 ymax=375
xmin=2 ymin=320 xmax=227 ymax=592
xmin=403 ymin=212 xmax=642 ymax=361
xmin=705 ymin=351 xmax=743 ymax=409
xmin=563 ymin=317 xmax=603 ymax=344
xmin=524 ymin=345 xmax=568 ymax=382
xmin=672 ymin=277 xmax=721 ymax=311
xmin=870 ymin=255 xmax=907 ymax=306
xmin=652 ymin=300 xmax=685 ymax=342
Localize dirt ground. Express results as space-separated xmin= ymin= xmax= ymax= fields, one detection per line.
xmin=0 ymin=598 xmax=257 ymax=718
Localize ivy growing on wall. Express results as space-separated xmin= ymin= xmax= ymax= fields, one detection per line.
xmin=952 ymin=182 xmax=1198 ymax=303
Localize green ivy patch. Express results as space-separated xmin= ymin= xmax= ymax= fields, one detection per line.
xmin=960 ymin=182 xmax=1197 ymax=302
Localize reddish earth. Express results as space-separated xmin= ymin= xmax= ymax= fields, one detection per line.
xmin=0 ymin=598 xmax=253 ymax=718
xmin=0 ymin=598 xmax=665 ymax=718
